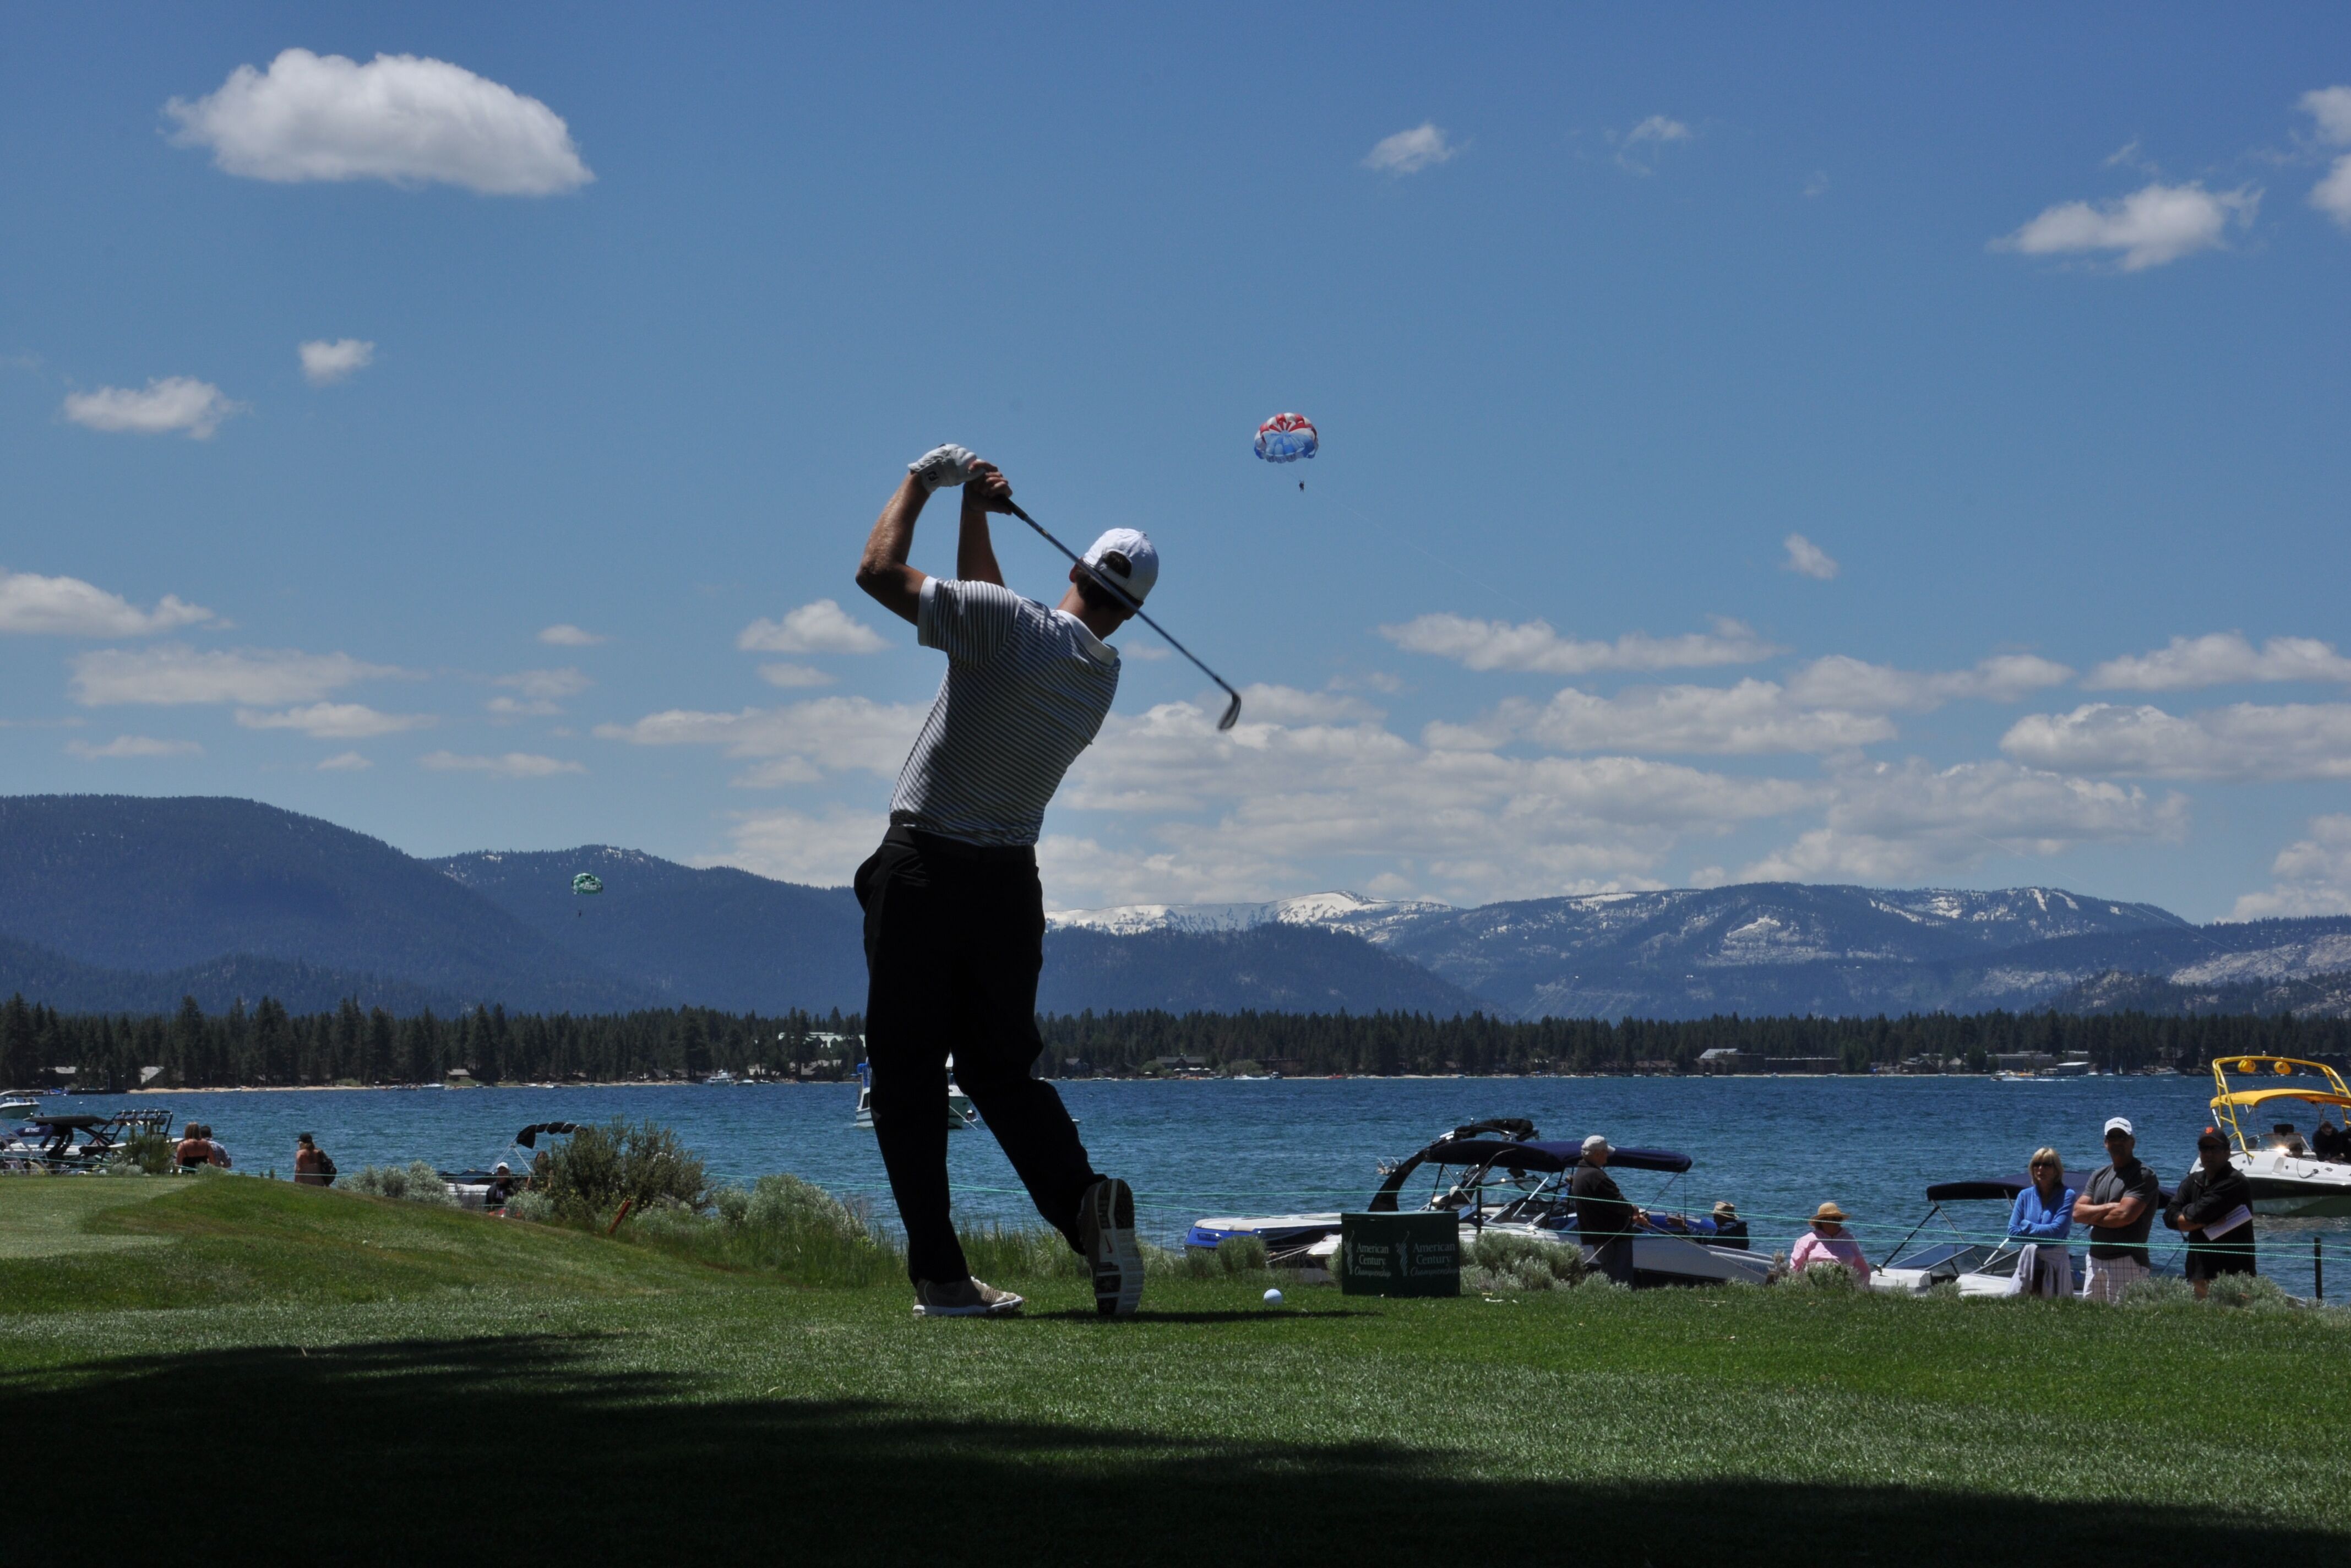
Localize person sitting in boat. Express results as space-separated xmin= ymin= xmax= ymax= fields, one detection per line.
xmin=2315 ymin=1118 xmax=2349 ymax=1162
xmin=486 ymin=1162 xmax=517 ymax=1206
xmin=1710 ymin=1200 xmax=1748 ymax=1250
xmin=1787 ymin=1202 xmax=1871 ymax=1283
xmin=1570 ymin=1135 xmax=1639 ymax=1286
xmin=2168 ymin=1129 xmax=2257 ymax=1301
xmin=2007 ymin=1148 xmax=2077 ymax=1298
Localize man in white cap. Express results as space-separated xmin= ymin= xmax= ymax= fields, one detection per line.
xmin=851 ymin=445 xmax=1151 ymax=1320
xmin=1570 ymin=1134 xmax=1639 ymax=1286
xmin=2072 ymin=1115 xmax=2160 ymax=1303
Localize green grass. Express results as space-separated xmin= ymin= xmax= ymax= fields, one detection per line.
xmin=1 ymin=1175 xmax=2345 ymax=1564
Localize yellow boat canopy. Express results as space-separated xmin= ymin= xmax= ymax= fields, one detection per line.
xmin=2211 ymin=1087 xmax=2351 ymax=1112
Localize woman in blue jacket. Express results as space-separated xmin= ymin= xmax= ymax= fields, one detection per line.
xmin=2007 ymin=1147 xmax=2078 ymax=1298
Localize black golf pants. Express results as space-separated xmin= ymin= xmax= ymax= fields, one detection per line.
xmin=854 ymin=826 xmax=1098 ymax=1286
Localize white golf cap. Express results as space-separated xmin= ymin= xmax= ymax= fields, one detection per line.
xmin=1082 ymin=527 xmax=1158 ymax=605
xmin=2103 ymin=1117 xmax=2134 ymax=1137
xmin=1582 ymin=1134 xmax=1610 ymax=1155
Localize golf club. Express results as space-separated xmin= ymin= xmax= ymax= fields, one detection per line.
xmin=1002 ymin=499 xmax=1243 ymax=731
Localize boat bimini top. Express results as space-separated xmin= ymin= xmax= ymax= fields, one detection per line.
xmin=2208 ymin=1056 xmax=2351 ymax=1152
xmin=1367 ymin=1134 xmax=1690 ymax=1212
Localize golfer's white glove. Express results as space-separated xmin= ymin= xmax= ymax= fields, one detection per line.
xmin=908 ymin=444 xmax=980 ymax=493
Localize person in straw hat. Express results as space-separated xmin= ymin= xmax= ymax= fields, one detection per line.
xmin=1708 ymin=1199 xmax=1748 ymax=1250
xmin=1787 ymin=1200 xmax=1871 ymax=1283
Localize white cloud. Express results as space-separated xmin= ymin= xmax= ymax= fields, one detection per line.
xmin=595 ymin=696 xmax=926 ymax=776
xmin=2304 ymin=86 xmax=2351 ymax=145
xmin=484 ymin=667 xmax=591 ymax=716
xmin=70 ymin=645 xmax=402 ymax=706
xmin=66 ymin=734 xmax=202 ymax=760
xmin=537 ymin=623 xmax=606 ymax=646
xmin=299 ymin=337 xmax=374 ymax=386
xmin=2232 ymin=815 xmax=2351 ymax=919
xmin=1363 ymin=122 xmax=1459 ymax=176
xmin=1994 ymin=181 xmax=2256 ymax=271
xmin=1613 ymin=115 xmax=1692 ymax=173
xmin=2085 ymin=633 xmax=2351 ymax=691
xmin=63 ymin=377 xmax=242 ymax=438
xmin=1739 ymin=759 xmax=2184 ymax=883
xmin=1781 ymin=533 xmax=1838 ymax=580
xmin=1784 ymin=653 xmax=2074 ymax=712
xmin=420 ymin=750 xmax=583 ymax=777
xmin=1429 ymin=680 xmax=1894 ymax=756
xmin=0 ymin=570 xmax=214 ymax=636
xmin=2313 ymin=157 xmax=2351 ymax=227
xmin=2001 ymin=701 xmax=2351 ymax=780
xmin=165 ymin=49 xmax=592 ymax=195
xmin=737 ymin=599 xmax=890 ymax=656
xmin=1381 ymin=613 xmax=1779 ymax=675
xmin=235 ymin=702 xmax=432 ymax=738
xmin=710 ymin=805 xmax=888 ymax=886
xmin=757 ymin=663 xmax=835 ymax=689
xmin=317 ymin=751 xmax=373 ymax=771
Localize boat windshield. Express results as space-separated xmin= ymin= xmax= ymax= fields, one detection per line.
xmin=1884 ymin=1240 xmax=1994 ymax=1275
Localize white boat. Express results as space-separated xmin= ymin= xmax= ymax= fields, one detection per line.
xmin=851 ymin=1060 xmax=976 ymax=1131
xmin=1871 ymin=1174 xmax=2183 ymax=1297
xmin=703 ymin=1070 xmax=739 ymax=1087
xmin=2206 ymin=1055 xmax=2351 ymax=1217
xmin=1189 ymin=1119 xmax=1771 ymax=1288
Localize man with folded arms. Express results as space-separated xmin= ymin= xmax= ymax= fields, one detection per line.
xmin=2166 ymin=1128 xmax=2257 ymax=1300
xmin=1571 ymin=1135 xmax=1640 ymax=1286
xmin=2072 ymin=1115 xmax=2160 ymax=1304
xmin=851 ymin=444 xmax=1151 ymax=1320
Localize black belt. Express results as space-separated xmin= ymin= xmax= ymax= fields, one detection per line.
xmin=885 ymin=824 xmax=1036 ymax=866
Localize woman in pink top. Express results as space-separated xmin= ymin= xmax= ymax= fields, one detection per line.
xmin=1787 ymin=1201 xmax=1871 ymax=1283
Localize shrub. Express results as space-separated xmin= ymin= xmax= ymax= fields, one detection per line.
xmin=347 ymin=1160 xmax=456 ymax=1206
xmin=2207 ymin=1272 xmax=2296 ymax=1311
xmin=543 ymin=1119 xmax=707 ymax=1223
xmin=1216 ymin=1235 xmax=1270 ymax=1274
xmin=2118 ymin=1275 xmax=2197 ymax=1308
xmin=122 ymin=1131 xmax=173 ymax=1175
xmin=502 ymin=1189 xmax=554 ymax=1223
xmin=1788 ymin=1261 xmax=1860 ymax=1292
xmin=1465 ymin=1232 xmax=1586 ymax=1293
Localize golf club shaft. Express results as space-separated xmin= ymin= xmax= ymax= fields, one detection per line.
xmin=1002 ymin=501 xmax=1243 ymax=731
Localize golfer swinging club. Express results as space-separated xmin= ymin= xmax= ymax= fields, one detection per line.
xmin=852 ymin=444 xmax=1147 ymax=1318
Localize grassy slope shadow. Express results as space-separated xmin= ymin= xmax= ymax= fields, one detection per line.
xmin=1 ymin=1334 xmax=2332 ymax=1567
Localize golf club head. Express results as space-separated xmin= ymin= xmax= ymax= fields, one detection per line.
xmin=1218 ymin=690 xmax=1242 ymax=731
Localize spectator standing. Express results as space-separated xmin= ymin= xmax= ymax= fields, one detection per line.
xmin=293 ymin=1133 xmax=336 ymax=1187
xmin=2168 ymin=1129 xmax=2257 ymax=1300
xmin=2007 ymin=1148 xmax=2077 ymax=1298
xmin=2072 ymin=1118 xmax=2159 ymax=1303
xmin=1787 ymin=1202 xmax=1871 ymax=1284
xmin=1570 ymin=1135 xmax=1639 ymax=1286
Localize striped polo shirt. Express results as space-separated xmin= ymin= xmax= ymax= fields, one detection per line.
xmin=888 ymin=577 xmax=1121 ymax=847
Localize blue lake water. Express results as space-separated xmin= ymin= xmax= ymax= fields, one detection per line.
xmin=35 ymin=1074 xmax=2348 ymax=1295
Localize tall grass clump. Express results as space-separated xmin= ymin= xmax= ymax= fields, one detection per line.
xmin=625 ymin=1174 xmax=901 ymax=1286
xmin=348 ymin=1160 xmax=458 ymax=1205
xmin=544 ymin=1119 xmax=707 ymax=1224
xmin=121 ymin=1130 xmax=173 ymax=1175
xmin=1463 ymin=1232 xmax=1586 ymax=1293
xmin=1788 ymin=1261 xmax=1861 ymax=1292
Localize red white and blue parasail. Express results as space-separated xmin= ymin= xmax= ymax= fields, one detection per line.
xmin=1253 ymin=412 xmax=1318 ymax=464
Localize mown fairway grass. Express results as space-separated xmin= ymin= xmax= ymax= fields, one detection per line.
xmin=3 ymin=1175 xmax=2344 ymax=1565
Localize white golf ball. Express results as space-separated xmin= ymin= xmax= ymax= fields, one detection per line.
xmin=1263 ymin=1287 xmax=1285 ymax=1305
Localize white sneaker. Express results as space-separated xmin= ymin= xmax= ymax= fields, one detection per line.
xmin=1079 ymin=1177 xmax=1143 ymax=1317
xmin=912 ymin=1278 xmax=1024 ymax=1317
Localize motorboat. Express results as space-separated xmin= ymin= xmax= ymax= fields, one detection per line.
xmin=1188 ymin=1118 xmax=1772 ymax=1288
xmin=1 ymin=1108 xmax=172 ymax=1174
xmin=440 ymin=1121 xmax=580 ymax=1209
xmin=850 ymin=1060 xmax=976 ymax=1131
xmin=2205 ymin=1055 xmax=2351 ymax=1218
xmin=703 ymin=1070 xmax=739 ymax=1087
xmin=1873 ymin=1174 xmax=2180 ymax=1297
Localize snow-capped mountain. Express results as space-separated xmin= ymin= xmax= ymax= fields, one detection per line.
xmin=1047 ymin=891 xmax=1452 ymax=940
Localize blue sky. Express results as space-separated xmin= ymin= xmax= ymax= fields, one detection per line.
xmin=4 ymin=4 xmax=2349 ymax=920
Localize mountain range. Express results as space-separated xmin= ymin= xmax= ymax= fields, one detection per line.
xmin=2 ymin=794 xmax=2348 ymax=1019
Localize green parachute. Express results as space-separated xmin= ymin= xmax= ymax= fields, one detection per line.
xmin=572 ymin=873 xmax=603 ymax=896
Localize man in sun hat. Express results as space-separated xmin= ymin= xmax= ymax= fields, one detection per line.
xmin=2072 ymin=1115 xmax=2160 ymax=1304
xmin=850 ymin=445 xmax=1152 ymax=1321
xmin=1787 ymin=1201 xmax=1871 ymax=1283
xmin=1709 ymin=1199 xmax=1749 ymax=1250
xmin=1570 ymin=1135 xmax=1639 ymax=1285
